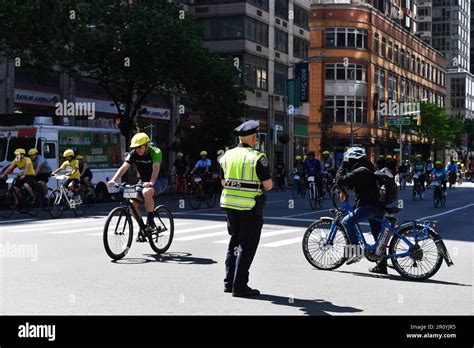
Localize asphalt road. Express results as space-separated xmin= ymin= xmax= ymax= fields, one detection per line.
xmin=0 ymin=182 xmax=472 ymax=315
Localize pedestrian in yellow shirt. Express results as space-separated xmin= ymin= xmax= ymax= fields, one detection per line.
xmin=0 ymin=148 xmax=36 ymax=204
xmin=51 ymin=149 xmax=80 ymax=193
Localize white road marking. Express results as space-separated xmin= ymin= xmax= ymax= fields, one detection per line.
xmin=0 ymin=219 xmax=34 ymax=224
xmin=213 ymin=228 xmax=302 ymax=244
xmin=175 ymin=224 xmax=226 ymax=235
xmin=261 ymin=237 xmax=303 ymax=247
xmin=416 ymin=203 xmax=474 ymax=221
xmin=282 ymin=210 xmax=331 ymax=218
xmin=175 ymin=231 xmax=228 ymax=241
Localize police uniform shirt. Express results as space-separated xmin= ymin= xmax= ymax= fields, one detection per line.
xmin=220 ymin=143 xmax=271 ymax=182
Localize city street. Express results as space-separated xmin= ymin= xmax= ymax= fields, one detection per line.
xmin=0 ymin=183 xmax=472 ymax=316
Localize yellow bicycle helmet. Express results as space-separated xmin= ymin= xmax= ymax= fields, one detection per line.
xmin=295 ymin=155 xmax=302 ymax=161
xmin=386 ymin=155 xmax=392 ymax=159
xmin=200 ymin=151 xmax=208 ymax=156
xmin=63 ymin=149 xmax=75 ymax=158
xmin=130 ymin=132 xmax=150 ymax=148
xmin=322 ymin=151 xmax=330 ymax=156
xmin=76 ymin=155 xmax=84 ymax=160
xmin=28 ymin=148 xmax=38 ymax=156
xmin=435 ymin=161 xmax=442 ymax=165
xmin=177 ymin=152 xmax=184 ymax=157
xmin=14 ymin=148 xmax=26 ymax=155
xmin=415 ymin=154 xmax=422 ymax=158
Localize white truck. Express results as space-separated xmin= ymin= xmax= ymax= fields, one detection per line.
xmin=0 ymin=123 xmax=125 ymax=201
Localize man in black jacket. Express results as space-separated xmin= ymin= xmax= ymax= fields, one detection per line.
xmin=336 ymin=147 xmax=387 ymax=274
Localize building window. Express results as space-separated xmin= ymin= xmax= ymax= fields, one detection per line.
xmin=293 ymin=37 xmax=308 ymax=59
xmin=275 ymin=0 xmax=288 ymax=20
xmin=400 ymin=48 xmax=404 ymax=67
xmin=374 ymin=67 xmax=385 ymax=96
xmin=388 ymin=41 xmax=393 ymax=61
xmin=416 ymin=58 xmax=420 ymax=75
xmin=294 ymin=5 xmax=308 ymax=29
xmin=325 ymin=28 xmax=368 ymax=49
xmin=324 ymin=96 xmax=367 ymax=124
xmin=394 ymin=45 xmax=399 ymax=64
xmin=247 ymin=0 xmax=269 ymax=11
xmin=374 ymin=33 xmax=379 ymax=54
xmin=274 ymin=62 xmax=287 ymax=96
xmin=274 ymin=28 xmax=288 ymax=53
xmin=421 ymin=61 xmax=425 ymax=78
xmin=388 ymin=73 xmax=398 ymax=100
xmin=198 ymin=17 xmax=245 ymax=41
xmin=381 ymin=37 xmax=386 ymax=58
xmin=325 ymin=63 xmax=367 ymax=82
xmin=244 ymin=54 xmax=268 ymax=91
xmin=245 ymin=17 xmax=269 ymax=46
xmin=411 ymin=54 xmax=415 ymax=72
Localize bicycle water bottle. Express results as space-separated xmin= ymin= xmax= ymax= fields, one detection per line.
xmin=375 ymin=228 xmax=393 ymax=257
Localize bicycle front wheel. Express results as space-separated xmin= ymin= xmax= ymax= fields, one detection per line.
xmin=48 ymin=190 xmax=66 ymax=219
xmin=103 ymin=207 xmax=133 ymax=260
xmin=302 ymin=219 xmax=348 ymax=270
xmin=308 ymin=185 xmax=317 ymax=210
xmin=187 ymin=186 xmax=201 ymax=210
xmin=205 ymin=186 xmax=216 ymax=208
xmin=148 ymin=205 xmax=174 ymax=254
xmin=72 ymin=191 xmax=86 ymax=217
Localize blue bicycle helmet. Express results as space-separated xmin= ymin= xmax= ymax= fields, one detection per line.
xmin=343 ymin=147 xmax=366 ymax=161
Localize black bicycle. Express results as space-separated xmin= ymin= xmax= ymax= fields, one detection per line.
xmin=103 ymin=183 xmax=174 ymax=260
xmin=187 ymin=175 xmax=216 ymax=210
xmin=321 ymin=173 xmax=334 ymax=199
xmin=0 ymin=176 xmax=42 ymax=218
xmin=412 ymin=173 xmax=425 ymax=200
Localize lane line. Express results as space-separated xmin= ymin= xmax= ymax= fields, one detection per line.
xmin=416 ymin=203 xmax=474 ymax=221
xmin=282 ymin=209 xmax=331 ymax=218
xmin=213 ymin=228 xmax=302 ymax=244
xmin=0 ymin=219 xmax=34 ymax=224
xmin=175 ymin=224 xmax=226 ymax=235
xmin=49 ymin=226 xmax=104 ymax=234
xmin=261 ymin=237 xmax=303 ymax=247
xmin=175 ymin=231 xmax=228 ymax=241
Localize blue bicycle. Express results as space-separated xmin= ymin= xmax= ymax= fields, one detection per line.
xmin=302 ymin=187 xmax=453 ymax=280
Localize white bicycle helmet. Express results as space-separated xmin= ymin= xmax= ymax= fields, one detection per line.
xmin=343 ymin=147 xmax=366 ymax=161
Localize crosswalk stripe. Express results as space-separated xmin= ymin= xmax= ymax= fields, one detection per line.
xmin=175 ymin=231 xmax=228 ymax=241
xmin=261 ymin=237 xmax=302 ymax=247
xmin=2 ymin=217 xmax=105 ymax=231
xmin=213 ymin=228 xmax=302 ymax=244
xmin=0 ymin=219 xmax=34 ymax=224
xmin=49 ymin=226 xmax=104 ymax=234
xmin=175 ymin=224 xmax=225 ymax=235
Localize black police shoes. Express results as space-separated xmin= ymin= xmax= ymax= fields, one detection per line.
xmin=232 ymin=287 xmax=260 ymax=298
xmin=369 ymin=263 xmax=388 ymax=275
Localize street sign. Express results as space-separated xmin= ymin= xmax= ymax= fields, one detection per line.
xmin=394 ymin=148 xmax=401 ymax=152
xmin=388 ymin=117 xmax=410 ymax=126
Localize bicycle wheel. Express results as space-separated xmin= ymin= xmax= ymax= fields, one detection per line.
xmin=205 ymin=185 xmax=216 ymax=208
xmin=302 ymin=219 xmax=348 ymax=270
xmin=433 ymin=190 xmax=439 ymax=208
xmin=308 ymin=185 xmax=317 ymax=210
xmin=48 ymin=189 xmax=66 ymax=219
xmin=419 ymin=189 xmax=425 ymax=200
xmin=72 ymin=191 xmax=86 ymax=217
xmin=103 ymin=207 xmax=133 ymax=260
xmin=148 ymin=205 xmax=174 ymax=254
xmin=292 ymin=180 xmax=299 ymax=199
xmin=389 ymin=224 xmax=443 ymax=281
xmin=86 ymin=187 xmax=96 ymax=207
xmin=412 ymin=186 xmax=417 ymax=200
xmin=440 ymin=194 xmax=446 ymax=207
xmin=187 ymin=186 xmax=201 ymax=210
xmin=26 ymin=189 xmax=41 ymax=217
xmin=0 ymin=190 xmax=14 ymax=219
xmin=42 ymin=188 xmax=54 ymax=212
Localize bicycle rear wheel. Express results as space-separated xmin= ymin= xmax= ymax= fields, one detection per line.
xmin=292 ymin=180 xmax=299 ymax=199
xmin=48 ymin=190 xmax=66 ymax=219
xmin=205 ymin=185 xmax=216 ymax=208
xmin=302 ymin=219 xmax=348 ymax=270
xmin=389 ymin=225 xmax=443 ymax=281
xmin=0 ymin=190 xmax=14 ymax=219
xmin=72 ymin=191 xmax=86 ymax=217
xmin=308 ymin=185 xmax=317 ymax=210
xmin=103 ymin=207 xmax=133 ymax=260
xmin=187 ymin=186 xmax=201 ymax=210
xmin=148 ymin=205 xmax=174 ymax=254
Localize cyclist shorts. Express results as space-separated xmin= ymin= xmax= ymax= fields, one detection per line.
xmin=136 ymin=178 xmax=168 ymax=198
xmin=36 ymin=172 xmax=51 ymax=184
xmin=14 ymin=175 xmax=36 ymax=189
xmin=64 ymin=178 xmax=80 ymax=189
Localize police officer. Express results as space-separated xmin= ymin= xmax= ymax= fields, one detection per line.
xmin=219 ymin=120 xmax=273 ymax=298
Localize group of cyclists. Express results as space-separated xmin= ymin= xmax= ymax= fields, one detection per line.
xmin=394 ymin=154 xmax=466 ymax=194
xmin=0 ymin=147 xmax=93 ymax=208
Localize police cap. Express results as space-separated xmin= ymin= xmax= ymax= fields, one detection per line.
xmin=234 ymin=120 xmax=259 ymax=136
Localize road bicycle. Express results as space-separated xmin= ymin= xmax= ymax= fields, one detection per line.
xmin=307 ymin=175 xmax=323 ymax=210
xmin=0 ymin=176 xmax=43 ymax=218
xmin=398 ymin=173 xmax=407 ymax=190
xmin=292 ymin=170 xmax=306 ymax=199
xmin=187 ymin=175 xmax=216 ymax=210
xmin=172 ymin=174 xmax=187 ymax=199
xmin=302 ymin=187 xmax=453 ymax=281
xmin=432 ymin=179 xmax=446 ymax=208
xmin=448 ymin=171 xmax=457 ymax=189
xmin=412 ymin=173 xmax=425 ymax=200
xmin=103 ymin=183 xmax=174 ymax=260
xmin=48 ymin=175 xmax=87 ymax=218
xmin=321 ymin=172 xmax=334 ymax=199
xmin=274 ymin=173 xmax=286 ymax=192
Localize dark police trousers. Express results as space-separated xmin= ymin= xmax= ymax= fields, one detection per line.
xmin=224 ymin=208 xmax=263 ymax=292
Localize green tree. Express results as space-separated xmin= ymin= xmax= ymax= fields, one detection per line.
xmin=0 ymin=0 xmax=245 ymax=152
xmin=416 ymin=102 xmax=462 ymax=158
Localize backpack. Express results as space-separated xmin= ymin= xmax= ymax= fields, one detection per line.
xmin=374 ymin=167 xmax=398 ymax=205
